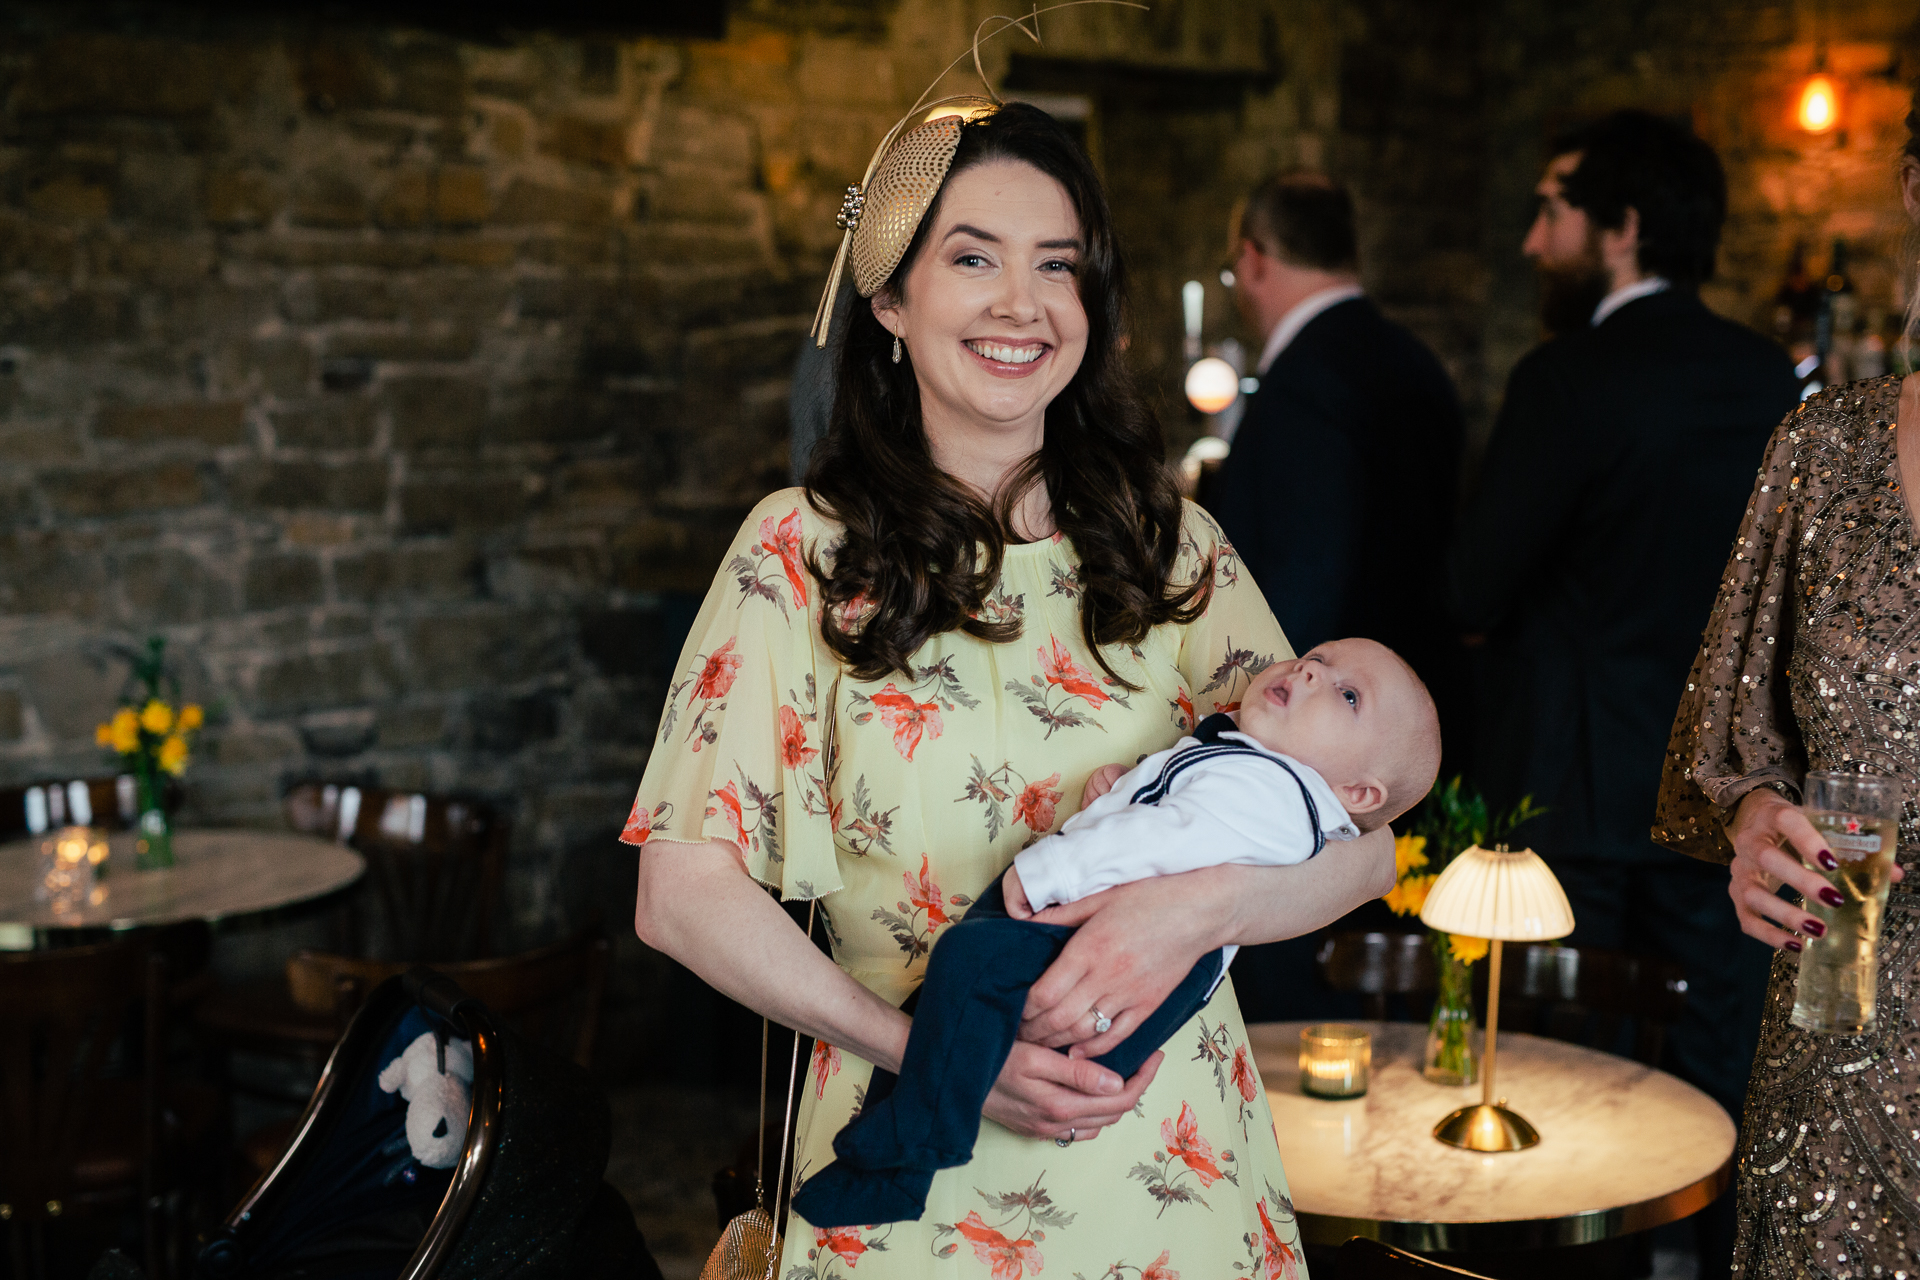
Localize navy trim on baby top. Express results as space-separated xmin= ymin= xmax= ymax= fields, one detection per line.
xmin=1128 ymin=711 xmax=1326 ymax=858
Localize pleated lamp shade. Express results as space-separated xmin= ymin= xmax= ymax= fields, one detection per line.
xmin=1418 ymin=845 xmax=1575 ymax=941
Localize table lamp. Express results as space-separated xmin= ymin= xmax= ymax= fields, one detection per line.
xmin=1418 ymin=844 xmax=1574 ymax=1152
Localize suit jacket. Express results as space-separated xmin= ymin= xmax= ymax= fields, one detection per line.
xmin=1449 ymin=289 xmax=1800 ymax=863
xmin=1207 ymin=296 xmax=1466 ymax=724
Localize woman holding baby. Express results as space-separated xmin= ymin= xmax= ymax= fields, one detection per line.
xmin=625 ymin=101 xmax=1395 ymax=1273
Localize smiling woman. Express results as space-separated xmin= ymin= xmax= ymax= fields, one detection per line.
xmin=626 ymin=99 xmax=1397 ymax=1278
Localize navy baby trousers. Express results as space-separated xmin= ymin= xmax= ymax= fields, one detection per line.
xmin=790 ymin=874 xmax=1226 ymax=1228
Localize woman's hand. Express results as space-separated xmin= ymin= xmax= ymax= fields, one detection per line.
xmin=1082 ymin=763 xmax=1127 ymax=808
xmin=1019 ymin=871 xmax=1226 ymax=1055
xmin=982 ymin=1041 xmax=1162 ymax=1143
xmin=1724 ymin=788 xmax=1904 ymax=950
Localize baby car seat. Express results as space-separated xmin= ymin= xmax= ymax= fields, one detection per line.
xmin=195 ymin=968 xmax=656 ymax=1280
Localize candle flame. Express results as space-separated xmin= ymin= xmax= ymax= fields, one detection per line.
xmin=1798 ymin=75 xmax=1838 ymax=134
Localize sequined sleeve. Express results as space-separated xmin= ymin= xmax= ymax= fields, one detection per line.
xmin=1652 ymin=418 xmax=1808 ymax=863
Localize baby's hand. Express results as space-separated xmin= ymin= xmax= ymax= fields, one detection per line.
xmin=1003 ymin=866 xmax=1035 ymax=920
xmin=1081 ymin=763 xmax=1128 ymax=808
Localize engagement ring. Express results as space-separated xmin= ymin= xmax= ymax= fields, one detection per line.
xmin=1055 ymin=1128 xmax=1075 ymax=1147
xmin=1091 ymin=1007 xmax=1112 ymax=1035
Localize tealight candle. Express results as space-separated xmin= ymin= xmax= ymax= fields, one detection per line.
xmin=1299 ymin=1023 xmax=1370 ymax=1099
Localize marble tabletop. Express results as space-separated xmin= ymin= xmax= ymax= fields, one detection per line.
xmin=0 ymin=828 xmax=364 ymax=938
xmin=1250 ymin=1020 xmax=1735 ymax=1252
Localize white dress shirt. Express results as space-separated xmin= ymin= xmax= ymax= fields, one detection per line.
xmin=1012 ymin=721 xmax=1359 ymax=981
xmin=1255 ymin=282 xmax=1366 ymax=375
xmin=1591 ymin=276 xmax=1669 ymax=327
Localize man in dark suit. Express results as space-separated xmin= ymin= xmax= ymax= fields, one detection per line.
xmin=1449 ymin=111 xmax=1799 ymax=1279
xmin=1206 ymin=173 xmax=1466 ymax=1021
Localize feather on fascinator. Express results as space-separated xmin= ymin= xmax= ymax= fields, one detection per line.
xmin=809 ymin=2 xmax=1145 ymax=348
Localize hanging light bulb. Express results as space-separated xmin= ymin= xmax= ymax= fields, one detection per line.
xmin=1185 ymin=356 xmax=1240 ymax=414
xmin=1798 ymin=74 xmax=1838 ymax=134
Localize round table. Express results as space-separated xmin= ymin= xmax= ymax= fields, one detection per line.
xmin=0 ymin=829 xmax=364 ymax=942
xmin=1250 ymin=1020 xmax=1735 ymax=1253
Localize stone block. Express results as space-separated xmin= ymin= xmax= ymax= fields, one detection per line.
xmin=15 ymin=35 xmax=226 ymax=116
xmin=325 ymin=327 xmax=478 ymax=363
xmin=205 ymin=721 xmax=303 ymax=766
xmin=374 ymin=169 xmax=433 ymax=229
xmin=310 ymin=275 xmax=398 ymax=322
xmin=292 ymin=171 xmax=369 ymax=229
xmin=119 ymin=546 xmax=236 ymax=623
xmin=243 ymin=552 xmax=324 ymax=611
xmin=542 ymin=116 xmax=635 ymax=168
xmin=320 ymin=358 xmax=374 ymax=392
xmin=43 ymin=461 xmax=204 ymax=518
xmin=468 ymin=688 xmax=563 ymax=752
xmin=390 ymin=43 xmax=466 ymax=115
xmin=430 ymin=237 xmax=516 ymax=268
xmin=377 ymin=702 xmax=447 ymax=748
xmin=402 ymin=610 xmax=565 ymax=692
xmin=243 ymin=337 xmax=314 ymax=397
xmin=436 ymin=168 xmax=490 ymax=227
xmin=96 ymin=401 xmax=249 ymax=447
xmin=27 ymin=176 xmax=112 ymax=221
xmin=270 ymin=400 xmax=377 ymax=450
xmin=0 ymin=287 xmax=139 ymax=346
xmin=298 ymin=41 xmax=384 ymax=113
xmin=0 ymin=531 xmax=109 ymax=616
xmin=232 ymin=459 xmax=387 ymax=513
xmin=14 ymin=650 xmax=120 ymax=740
xmin=490 ymin=179 xmax=613 ymax=227
xmin=296 ymin=707 xmax=378 ymax=757
xmin=250 ymin=642 xmax=397 ymax=717
xmin=205 ymin=170 xmax=282 ymax=228
xmin=386 ymin=376 xmax=488 ymax=449
xmin=333 ymin=542 xmax=479 ymax=604
xmin=580 ymin=607 xmax=677 ymax=679
xmin=398 ymin=475 xmax=527 ymax=535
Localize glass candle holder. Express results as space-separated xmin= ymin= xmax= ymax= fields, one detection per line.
xmin=1300 ymin=1023 xmax=1371 ymax=1099
xmin=36 ymin=825 xmax=109 ymax=914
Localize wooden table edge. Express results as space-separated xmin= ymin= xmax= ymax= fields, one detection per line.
xmin=1297 ymin=1152 xmax=1733 ymax=1252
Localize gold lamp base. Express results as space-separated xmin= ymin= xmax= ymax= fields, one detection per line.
xmin=1432 ymin=1100 xmax=1540 ymax=1152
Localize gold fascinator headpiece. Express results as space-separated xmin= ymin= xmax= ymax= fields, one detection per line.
xmin=810 ymin=2 xmax=1145 ymax=348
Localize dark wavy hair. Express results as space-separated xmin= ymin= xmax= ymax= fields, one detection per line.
xmin=1550 ymin=109 xmax=1727 ymax=290
xmin=803 ymin=102 xmax=1204 ymax=685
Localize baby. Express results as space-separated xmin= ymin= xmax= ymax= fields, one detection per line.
xmin=791 ymin=637 xmax=1442 ymax=1228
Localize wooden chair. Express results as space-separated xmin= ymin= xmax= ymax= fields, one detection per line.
xmin=282 ymin=782 xmax=509 ymax=961
xmin=235 ymin=933 xmax=610 ymax=1176
xmin=1317 ymin=931 xmax=1437 ymax=1020
xmin=1480 ymin=944 xmax=1689 ymax=1067
xmin=0 ymin=776 xmax=141 ymax=841
xmin=1334 ymin=1237 xmax=1495 ymax=1278
xmin=0 ymin=923 xmax=220 ymax=1280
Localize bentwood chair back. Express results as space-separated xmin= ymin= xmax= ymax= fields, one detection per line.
xmin=0 ymin=776 xmax=141 ymax=842
xmin=1316 ymin=932 xmax=1437 ymax=1020
xmin=1478 ymin=944 xmax=1689 ymax=1066
xmin=0 ymin=923 xmax=217 ymax=1280
xmin=1334 ymin=1236 xmax=1496 ymax=1277
xmin=282 ymin=783 xmax=508 ymax=961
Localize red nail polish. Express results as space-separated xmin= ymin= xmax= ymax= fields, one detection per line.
xmin=1803 ymin=919 xmax=1826 ymax=938
xmin=1821 ymin=887 xmax=1845 ymax=908
xmin=1818 ymin=850 xmax=1839 ymax=871
xmin=1784 ymin=938 xmax=1803 ymax=952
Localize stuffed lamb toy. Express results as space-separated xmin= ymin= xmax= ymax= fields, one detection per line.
xmin=377 ymin=1030 xmax=474 ymax=1169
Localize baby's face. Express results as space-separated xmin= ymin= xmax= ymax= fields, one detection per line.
xmin=1233 ymin=638 xmax=1406 ymax=816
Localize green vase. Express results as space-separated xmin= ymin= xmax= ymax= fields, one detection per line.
xmin=1422 ymin=933 xmax=1479 ymax=1086
xmin=134 ymin=769 xmax=174 ymax=870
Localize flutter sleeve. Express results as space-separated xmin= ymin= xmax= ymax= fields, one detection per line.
xmin=1653 ymin=418 xmax=1808 ymax=864
xmin=619 ymin=489 xmax=842 ymax=901
xmin=1172 ymin=501 xmax=1295 ymax=723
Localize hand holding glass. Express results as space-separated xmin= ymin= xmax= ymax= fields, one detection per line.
xmin=1791 ymin=771 xmax=1902 ymax=1035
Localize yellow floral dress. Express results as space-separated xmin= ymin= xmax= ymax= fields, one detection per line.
xmin=623 ymin=488 xmax=1307 ymax=1280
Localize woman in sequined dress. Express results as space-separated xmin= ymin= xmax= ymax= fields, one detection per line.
xmin=1653 ymin=120 xmax=1920 ymax=1280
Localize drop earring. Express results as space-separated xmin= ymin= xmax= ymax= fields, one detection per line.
xmin=892 ymin=336 xmax=903 ymax=364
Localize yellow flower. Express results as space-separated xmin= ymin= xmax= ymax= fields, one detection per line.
xmin=1393 ymin=833 xmax=1429 ymax=877
xmin=1383 ymin=873 xmax=1436 ymax=918
xmin=140 ymin=699 xmax=173 ymax=735
xmin=158 ymin=734 xmax=189 ymax=776
xmin=95 ymin=722 xmax=114 ymax=746
xmin=109 ymin=707 xmax=140 ymax=754
xmin=1448 ymin=933 xmax=1490 ymax=965
xmin=178 ymin=703 xmax=204 ymax=732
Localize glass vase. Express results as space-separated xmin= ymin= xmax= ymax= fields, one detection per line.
xmin=1422 ymin=933 xmax=1478 ymax=1086
xmin=134 ymin=767 xmax=174 ymax=870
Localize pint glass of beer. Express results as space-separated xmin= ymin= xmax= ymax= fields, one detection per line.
xmin=1791 ymin=771 xmax=1903 ymax=1035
